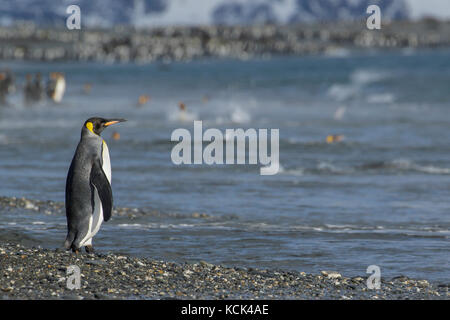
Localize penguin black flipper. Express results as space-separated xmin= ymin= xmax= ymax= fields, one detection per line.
xmin=90 ymin=158 xmax=113 ymax=222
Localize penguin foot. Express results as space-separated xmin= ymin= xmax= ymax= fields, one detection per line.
xmin=85 ymin=245 xmax=95 ymax=254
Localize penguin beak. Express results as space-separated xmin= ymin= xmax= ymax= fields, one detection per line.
xmin=104 ymin=119 xmax=126 ymax=127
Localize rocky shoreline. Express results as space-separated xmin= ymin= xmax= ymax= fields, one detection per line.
xmin=0 ymin=196 xmax=209 ymax=220
xmin=0 ymin=243 xmax=447 ymax=300
xmin=1 ymin=19 xmax=450 ymax=63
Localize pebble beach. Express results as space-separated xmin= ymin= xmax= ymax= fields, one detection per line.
xmin=0 ymin=241 xmax=448 ymax=300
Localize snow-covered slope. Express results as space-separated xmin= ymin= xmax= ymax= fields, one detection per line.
xmin=407 ymin=0 xmax=450 ymax=20
xmin=0 ymin=0 xmax=435 ymax=27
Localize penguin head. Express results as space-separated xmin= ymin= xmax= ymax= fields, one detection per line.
xmin=84 ymin=117 xmax=126 ymax=136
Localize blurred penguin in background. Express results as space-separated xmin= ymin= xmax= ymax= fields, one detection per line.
xmin=47 ymin=72 xmax=66 ymax=103
xmin=83 ymin=83 xmax=92 ymax=95
xmin=172 ymin=101 xmax=196 ymax=122
xmin=3 ymin=69 xmax=15 ymax=94
xmin=0 ymin=69 xmax=15 ymax=105
xmin=326 ymin=134 xmax=345 ymax=144
xmin=0 ymin=73 xmax=6 ymax=105
xmin=24 ymin=74 xmax=34 ymax=105
xmin=24 ymin=73 xmax=44 ymax=106
xmin=32 ymin=72 xmax=44 ymax=102
xmin=137 ymin=94 xmax=150 ymax=107
xmin=178 ymin=102 xmax=187 ymax=121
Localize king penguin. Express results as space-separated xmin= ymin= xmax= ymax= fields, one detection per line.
xmin=46 ymin=72 xmax=65 ymax=103
xmin=65 ymin=117 xmax=126 ymax=253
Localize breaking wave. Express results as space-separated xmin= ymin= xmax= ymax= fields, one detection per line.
xmin=327 ymin=68 xmax=392 ymax=102
xmin=281 ymin=159 xmax=450 ymax=176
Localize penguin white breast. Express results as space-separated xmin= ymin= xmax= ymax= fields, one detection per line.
xmin=90 ymin=141 xmax=112 ymax=233
xmin=80 ymin=140 xmax=112 ymax=247
xmin=102 ymin=140 xmax=112 ymax=183
xmin=53 ymin=78 xmax=66 ymax=102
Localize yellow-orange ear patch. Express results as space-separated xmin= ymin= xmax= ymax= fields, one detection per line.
xmin=86 ymin=122 xmax=94 ymax=133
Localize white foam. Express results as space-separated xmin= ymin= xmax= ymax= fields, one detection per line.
xmin=327 ymin=84 xmax=358 ymax=101
xmin=231 ymin=107 xmax=251 ymax=124
xmin=167 ymin=108 xmax=197 ymax=123
xmin=415 ymin=165 xmax=450 ymax=175
xmin=367 ymin=93 xmax=395 ymax=104
xmin=317 ymin=161 xmax=351 ymax=174
xmin=334 ymin=106 xmax=347 ymax=120
xmin=391 ymin=159 xmax=450 ymax=175
xmin=118 ymin=223 xmax=146 ymax=229
xmin=282 ymin=167 xmax=304 ymax=176
xmin=328 ymin=68 xmax=391 ymax=102
xmin=350 ymin=69 xmax=389 ymax=85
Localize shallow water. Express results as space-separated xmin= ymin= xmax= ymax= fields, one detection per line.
xmin=0 ymin=49 xmax=449 ymax=283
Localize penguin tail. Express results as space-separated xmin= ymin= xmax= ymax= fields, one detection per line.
xmin=64 ymin=232 xmax=76 ymax=250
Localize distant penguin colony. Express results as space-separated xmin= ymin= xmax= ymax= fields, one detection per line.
xmin=46 ymin=72 xmax=66 ymax=103
xmin=65 ymin=117 xmax=126 ymax=253
xmin=24 ymin=73 xmax=44 ymax=105
xmin=0 ymin=69 xmax=15 ymax=105
xmin=0 ymin=69 xmax=66 ymax=106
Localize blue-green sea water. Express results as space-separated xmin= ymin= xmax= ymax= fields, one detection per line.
xmin=0 ymin=49 xmax=449 ymax=282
